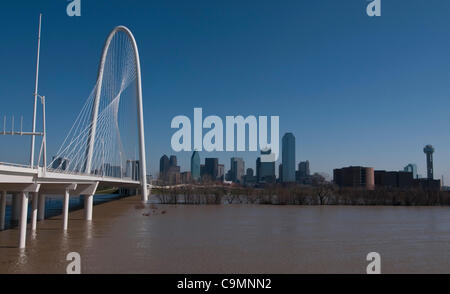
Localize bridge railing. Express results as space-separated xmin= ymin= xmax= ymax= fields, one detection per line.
xmin=0 ymin=162 xmax=35 ymax=169
xmin=45 ymin=167 xmax=137 ymax=181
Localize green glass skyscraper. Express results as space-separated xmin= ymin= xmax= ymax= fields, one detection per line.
xmin=282 ymin=132 xmax=296 ymax=182
xmin=191 ymin=151 xmax=201 ymax=181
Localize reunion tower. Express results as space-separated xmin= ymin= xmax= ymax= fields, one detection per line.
xmin=423 ymin=145 xmax=435 ymax=180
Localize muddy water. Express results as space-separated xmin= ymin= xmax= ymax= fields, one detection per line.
xmin=0 ymin=195 xmax=449 ymax=273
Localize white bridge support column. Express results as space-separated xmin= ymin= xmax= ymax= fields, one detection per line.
xmin=31 ymin=192 xmax=38 ymax=231
xmin=0 ymin=191 xmax=6 ymax=231
xmin=84 ymin=194 xmax=93 ymax=221
xmin=38 ymin=184 xmax=76 ymax=229
xmin=63 ymin=189 xmax=70 ymax=230
xmin=38 ymin=193 xmax=45 ymax=221
xmin=19 ymin=192 xmax=29 ymax=249
xmin=80 ymin=182 xmax=98 ymax=221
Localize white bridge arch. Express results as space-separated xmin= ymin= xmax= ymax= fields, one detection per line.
xmin=85 ymin=26 xmax=148 ymax=202
xmin=48 ymin=25 xmax=150 ymax=202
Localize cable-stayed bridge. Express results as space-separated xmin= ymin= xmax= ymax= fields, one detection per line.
xmin=0 ymin=22 xmax=150 ymax=249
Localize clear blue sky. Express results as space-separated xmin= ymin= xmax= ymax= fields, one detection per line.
xmin=1 ymin=0 xmax=450 ymax=182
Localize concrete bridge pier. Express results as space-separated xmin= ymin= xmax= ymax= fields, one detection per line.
xmin=0 ymin=191 xmax=6 ymax=231
xmin=0 ymin=184 xmax=41 ymax=248
xmin=39 ymin=184 xmax=77 ymax=231
xmin=63 ymin=189 xmax=70 ymax=231
xmin=80 ymin=182 xmax=98 ymax=222
xmin=31 ymin=192 xmax=38 ymax=231
xmin=38 ymin=193 xmax=45 ymax=221
xmin=84 ymin=194 xmax=93 ymax=221
xmin=19 ymin=192 xmax=29 ymax=249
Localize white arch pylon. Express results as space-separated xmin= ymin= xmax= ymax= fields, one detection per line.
xmin=84 ymin=25 xmax=148 ymax=202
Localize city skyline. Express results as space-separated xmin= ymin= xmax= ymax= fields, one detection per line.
xmin=157 ymin=137 xmax=441 ymax=185
xmin=1 ymin=1 xmax=450 ymax=182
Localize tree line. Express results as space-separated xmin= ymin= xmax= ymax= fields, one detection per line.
xmin=150 ymin=184 xmax=450 ymax=206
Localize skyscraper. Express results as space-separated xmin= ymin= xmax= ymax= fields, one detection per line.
xmin=218 ymin=164 xmax=225 ymax=181
xmin=257 ymin=148 xmax=276 ymax=183
xmin=296 ymin=160 xmax=311 ymax=184
xmin=191 ymin=151 xmax=201 ymax=181
xmin=423 ymin=145 xmax=435 ymax=180
xmin=160 ymin=155 xmax=170 ymax=175
xmin=282 ymin=133 xmax=296 ymax=182
xmin=205 ymin=158 xmax=219 ymax=180
xmin=169 ymin=155 xmax=177 ymax=167
xmin=243 ymin=168 xmax=257 ymax=186
xmin=160 ymin=155 xmax=180 ymax=184
xmin=230 ymin=157 xmax=245 ymax=183
xmin=299 ymin=161 xmax=310 ymax=178
xmin=126 ymin=160 xmax=140 ymax=181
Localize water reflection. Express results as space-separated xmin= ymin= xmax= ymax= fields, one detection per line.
xmin=16 ymin=248 xmax=28 ymax=268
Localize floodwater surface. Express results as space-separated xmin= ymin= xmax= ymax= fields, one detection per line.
xmin=0 ymin=196 xmax=449 ymax=273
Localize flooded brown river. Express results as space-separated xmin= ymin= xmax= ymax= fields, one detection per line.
xmin=0 ymin=195 xmax=449 ymax=273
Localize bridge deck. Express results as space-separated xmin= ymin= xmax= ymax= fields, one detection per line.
xmin=0 ymin=163 xmax=141 ymax=194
